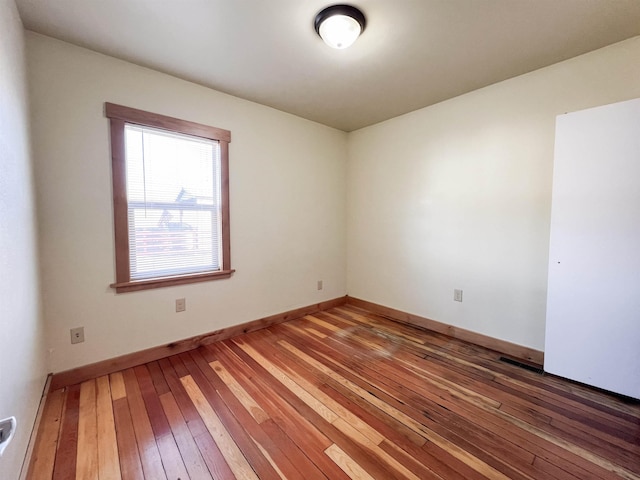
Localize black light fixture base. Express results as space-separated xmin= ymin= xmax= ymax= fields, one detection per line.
xmin=314 ymin=4 xmax=367 ymax=36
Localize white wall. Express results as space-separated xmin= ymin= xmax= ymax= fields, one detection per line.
xmin=347 ymin=37 xmax=640 ymax=351
xmin=27 ymin=33 xmax=347 ymax=373
xmin=0 ymin=1 xmax=47 ymax=478
xmin=26 ymin=26 xmax=640 ymax=376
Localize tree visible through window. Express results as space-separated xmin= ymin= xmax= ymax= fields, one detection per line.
xmin=106 ymin=103 xmax=233 ymax=292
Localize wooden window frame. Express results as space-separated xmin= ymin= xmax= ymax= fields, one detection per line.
xmin=106 ymin=103 xmax=233 ymax=293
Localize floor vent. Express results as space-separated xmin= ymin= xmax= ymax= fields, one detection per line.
xmin=499 ymin=356 xmax=544 ymax=374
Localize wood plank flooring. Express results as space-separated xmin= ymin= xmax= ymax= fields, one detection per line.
xmin=26 ymin=305 xmax=640 ymax=479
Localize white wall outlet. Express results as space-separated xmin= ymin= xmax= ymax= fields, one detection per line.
xmin=176 ymin=298 xmax=186 ymax=312
xmin=454 ymin=289 xmax=463 ymax=302
xmin=0 ymin=417 xmax=17 ymax=456
xmin=317 ymin=280 xmax=323 ymax=290
xmin=70 ymin=327 xmax=85 ymax=344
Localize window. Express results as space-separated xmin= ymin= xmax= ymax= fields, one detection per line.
xmin=106 ymin=103 xmax=233 ymax=293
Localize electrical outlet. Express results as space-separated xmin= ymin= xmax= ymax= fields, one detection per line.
xmin=454 ymin=289 xmax=463 ymax=302
xmin=70 ymin=327 xmax=84 ymax=344
xmin=0 ymin=417 xmax=17 ymax=456
xmin=176 ymin=298 xmax=186 ymax=312
xmin=317 ymin=280 xmax=323 ymax=291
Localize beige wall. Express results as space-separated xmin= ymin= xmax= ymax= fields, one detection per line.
xmin=347 ymin=37 xmax=640 ymax=351
xmin=0 ymin=1 xmax=46 ymax=478
xmin=27 ymin=33 xmax=348 ymax=373
xmin=26 ymin=27 xmax=640 ymax=375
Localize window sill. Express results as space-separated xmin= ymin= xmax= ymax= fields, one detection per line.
xmin=110 ymin=269 xmax=235 ymax=293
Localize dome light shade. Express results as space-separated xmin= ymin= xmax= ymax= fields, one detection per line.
xmin=315 ymin=5 xmax=366 ymax=49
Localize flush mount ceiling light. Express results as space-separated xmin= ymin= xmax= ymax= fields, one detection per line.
xmin=314 ymin=4 xmax=366 ymax=49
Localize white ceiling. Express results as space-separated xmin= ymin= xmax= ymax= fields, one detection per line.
xmin=16 ymin=0 xmax=640 ymax=132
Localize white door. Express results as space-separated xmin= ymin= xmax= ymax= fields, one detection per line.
xmin=545 ymin=98 xmax=640 ymax=399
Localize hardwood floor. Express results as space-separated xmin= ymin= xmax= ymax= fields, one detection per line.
xmin=26 ymin=306 xmax=640 ymax=479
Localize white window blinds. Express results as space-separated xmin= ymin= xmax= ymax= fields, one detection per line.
xmin=124 ymin=124 xmax=222 ymax=280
